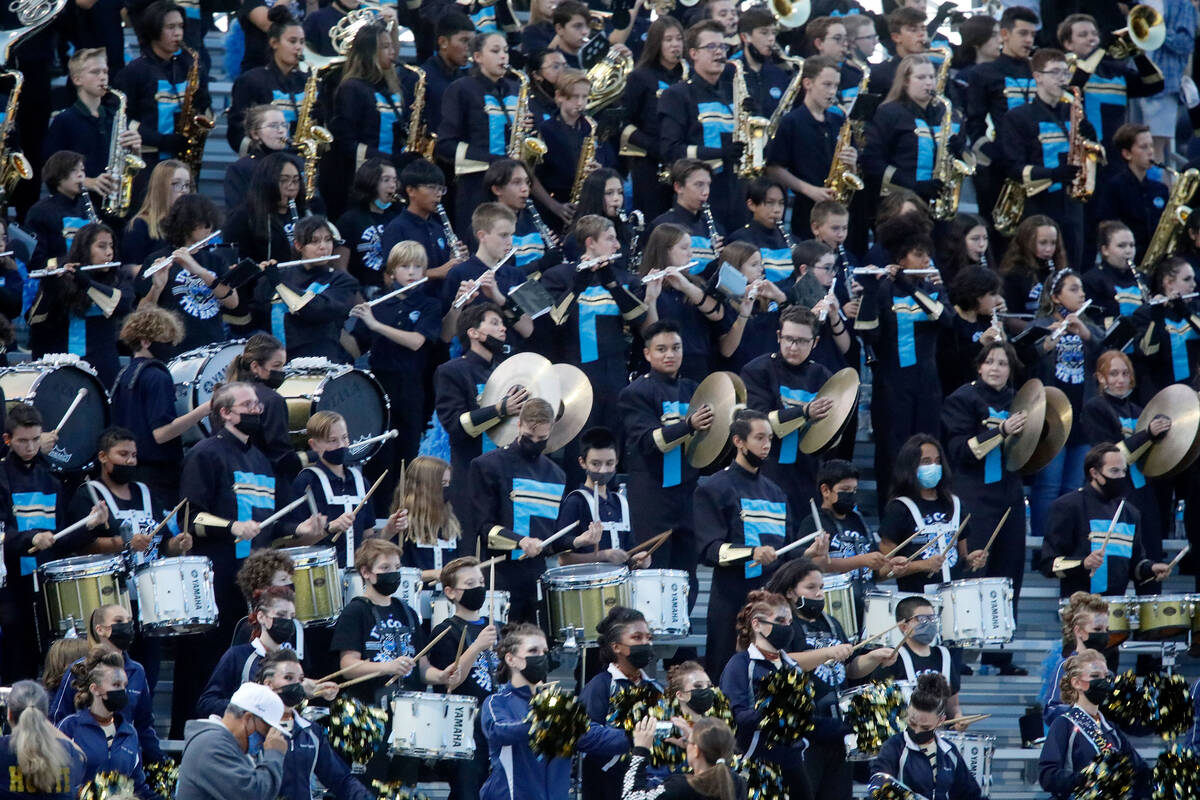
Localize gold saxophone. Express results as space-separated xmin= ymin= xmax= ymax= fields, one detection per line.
xmin=101 ymin=88 xmax=145 ymax=217
xmin=508 ymin=70 xmax=547 ymax=166
xmin=1067 ymin=86 xmax=1104 ymax=202
xmin=930 ymin=46 xmax=952 ymax=95
xmin=992 ymin=179 xmax=1026 ymax=236
xmin=569 ymin=114 xmax=597 ymax=204
xmin=930 ymin=94 xmax=974 ymax=221
xmin=404 ymin=64 xmax=435 ymax=159
xmin=1140 ymin=167 xmax=1200 ymax=272
xmin=295 ymin=58 xmax=334 ymax=202
xmin=176 ymin=46 xmax=214 ymax=179
xmin=0 ymin=70 xmax=31 ymax=210
xmin=730 ymin=59 xmax=769 ymax=179
xmin=765 ymin=48 xmax=804 ymax=142
xmin=825 ymin=114 xmax=865 ymax=205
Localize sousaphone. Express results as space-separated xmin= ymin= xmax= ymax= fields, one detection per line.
xmin=1137 ymin=384 xmax=1200 ymax=478
xmin=1004 ymin=378 xmax=1047 ymax=472
xmin=1021 ymin=386 xmax=1074 ymax=474
xmin=687 ymin=371 xmax=746 ymax=468
xmin=480 ymin=353 xmax=561 ymax=447
xmin=800 ymin=367 xmax=861 ymax=455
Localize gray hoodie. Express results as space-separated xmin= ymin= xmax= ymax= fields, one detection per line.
xmin=176 ymin=717 xmax=284 ymax=800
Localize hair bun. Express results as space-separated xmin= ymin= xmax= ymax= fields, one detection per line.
xmin=267 ymin=5 xmax=294 ymax=24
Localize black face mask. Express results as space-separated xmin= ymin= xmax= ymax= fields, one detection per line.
xmin=1083 ymin=632 xmax=1109 ymax=652
xmin=687 ymin=687 xmax=715 ymax=715
xmin=519 ymin=654 xmax=550 ymax=684
xmin=833 ymin=491 xmax=857 ymax=515
xmin=323 ymin=446 xmax=347 ymax=466
xmin=742 ymin=449 xmax=765 ymax=469
xmin=235 ymin=412 xmax=262 ymax=436
xmin=264 ymin=369 xmax=287 ymax=390
xmin=108 ymin=463 xmax=137 ymax=486
xmin=625 ymin=643 xmax=654 ymax=669
xmin=458 ymin=586 xmax=487 ymax=612
xmin=373 ymin=571 xmax=403 ymax=596
xmin=101 ymin=689 xmax=129 ymax=714
xmin=909 ymin=727 xmax=936 ymax=745
xmin=763 ymin=621 xmax=793 ymax=652
xmin=517 ymin=435 xmax=547 ymax=460
xmin=442 ymin=485 xmax=452 ymax=504
xmin=796 ymin=596 xmax=825 ymax=618
xmin=1084 ymin=677 xmax=1112 ymax=705
xmin=482 ymin=334 xmax=507 ymax=356
xmin=586 ymin=470 xmax=615 ymax=486
xmin=148 ymin=342 xmax=173 ymax=361
xmin=1097 ymin=474 xmax=1128 ymax=502
xmin=268 ymin=617 xmax=296 ymax=646
xmin=278 ymin=682 xmax=307 ymax=708
xmin=107 ymin=622 xmax=135 ymax=651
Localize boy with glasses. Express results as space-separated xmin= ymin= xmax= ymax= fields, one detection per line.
xmin=807 ymin=16 xmax=863 ymax=113
xmin=843 ymin=14 xmax=879 ymax=64
xmin=381 ymin=158 xmax=460 ymax=281
xmin=890 ymin=595 xmax=966 ymax=723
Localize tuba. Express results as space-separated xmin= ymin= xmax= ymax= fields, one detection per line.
xmin=176 ymin=46 xmax=214 ymax=179
xmin=1109 ymin=4 xmax=1166 ymax=60
xmin=1066 ymin=87 xmax=1104 ymax=202
xmin=569 ymin=115 xmax=597 ymax=204
xmin=403 ymin=64 xmax=435 ymax=159
xmin=508 ymin=70 xmax=547 ymax=166
xmin=101 ymin=88 xmax=145 ymax=217
xmin=930 ymin=94 xmax=974 ymax=221
xmin=0 ymin=70 xmax=31 ymax=210
xmin=1140 ymin=167 xmax=1200 ymax=272
xmin=730 ymin=60 xmax=770 ymax=180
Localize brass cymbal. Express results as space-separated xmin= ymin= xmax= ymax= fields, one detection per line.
xmin=687 ymin=372 xmax=739 ymax=469
xmin=480 ymin=352 xmax=562 ymax=447
xmin=1004 ymin=378 xmax=1046 ymax=471
xmin=1138 ymin=384 xmax=1200 ymax=478
xmin=546 ymin=364 xmax=594 ymax=454
xmin=1022 ymin=386 xmax=1074 ymax=475
xmin=800 ymin=367 xmax=861 ymax=455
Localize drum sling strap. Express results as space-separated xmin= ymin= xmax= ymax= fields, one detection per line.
xmin=898 ymin=646 xmax=952 ymax=685
xmin=303 ymin=465 xmax=366 ymax=566
xmin=88 ymin=479 xmax=156 ymax=566
xmin=354 ymin=595 xmax=418 ymax=705
xmin=571 ymin=487 xmax=631 ymax=550
xmin=896 ymin=495 xmax=961 ymax=583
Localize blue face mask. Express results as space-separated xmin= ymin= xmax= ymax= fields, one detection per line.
xmin=916 ymin=463 xmax=942 ymax=489
xmin=248 ymin=731 xmax=264 ymax=756
xmin=373 ymin=198 xmax=392 ymax=211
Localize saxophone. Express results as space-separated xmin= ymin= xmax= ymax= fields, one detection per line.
xmin=176 ymin=46 xmax=214 ymax=179
xmin=1067 ymin=86 xmax=1104 ymax=202
xmin=403 ymin=64 xmax=436 ymax=159
xmin=825 ymin=113 xmax=865 ymax=204
xmin=992 ymin=179 xmax=1026 ymax=235
xmin=730 ymin=60 xmax=769 ymax=179
xmin=764 ymin=48 xmax=804 ymax=141
xmin=569 ymin=115 xmax=597 ymax=204
xmin=930 ymin=94 xmax=974 ymax=221
xmin=101 ymin=88 xmax=145 ymax=217
xmin=1140 ymin=167 xmax=1200 ymax=272
xmin=295 ymin=57 xmax=334 ymax=203
xmin=507 ymin=70 xmax=547 ymax=166
xmin=0 ymin=70 xmax=31 ymax=210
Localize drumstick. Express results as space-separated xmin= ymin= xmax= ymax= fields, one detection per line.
xmin=748 ymin=530 xmax=823 ymax=568
xmin=856 ymin=622 xmax=902 ymax=650
xmin=489 ymin=558 xmax=496 ymax=622
xmin=260 ymin=494 xmax=309 ymax=528
xmin=52 ymin=388 xmax=88 ymax=434
xmin=181 ymin=500 xmax=191 ymax=554
xmin=809 ymin=498 xmax=823 ymax=535
xmin=28 ymin=516 xmax=92 ymax=553
xmin=981 ymin=507 xmax=1012 ymax=555
xmin=314 ymin=663 xmax=361 ymax=684
xmin=1099 ymin=500 xmax=1126 ymax=553
xmin=332 ymin=470 xmax=388 ymax=542
xmin=941 ymin=713 xmax=992 ymax=727
xmin=642 ymin=531 xmax=672 ymax=559
xmin=626 ymin=530 xmax=671 ymax=558
xmin=147 ymin=498 xmax=187 ymax=541
xmin=1167 ymin=544 xmax=1190 ymax=572
xmin=450 ymin=627 xmax=469 ymax=672
xmin=942 ymin=514 xmax=971 ymax=557
xmin=385 ymin=628 xmax=452 ymax=685
xmin=882 ymin=529 xmax=925 ymax=559
xmin=336 ymin=672 xmax=387 ymax=690
xmin=518 ymin=521 xmax=579 ymax=559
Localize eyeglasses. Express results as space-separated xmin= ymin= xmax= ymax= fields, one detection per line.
xmin=279 ymin=175 xmax=302 ymax=186
xmin=825 ymin=35 xmax=846 ymax=43
xmin=781 ymin=335 xmax=814 ymax=348
xmin=908 ymin=614 xmax=937 ymax=624
xmin=259 ymin=121 xmax=289 ymax=131
xmin=419 ymin=183 xmax=448 ymax=194
xmin=1038 ymin=69 xmax=1069 ymax=79
xmin=170 ymin=180 xmax=194 ymax=192
xmin=855 ymin=33 xmax=879 ymax=42
xmin=695 ymin=42 xmax=729 ymax=53
xmin=234 ymin=400 xmax=265 ymax=413
xmin=812 ymin=264 xmax=836 ymax=272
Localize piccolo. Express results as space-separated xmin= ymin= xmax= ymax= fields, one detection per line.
xmin=1050 ymin=299 xmax=1092 ymax=340
xmin=0 ymin=251 xmax=13 ymax=258
xmin=452 ymin=248 xmax=517 ymax=309
xmin=818 ymin=277 xmax=838 ymax=324
xmin=852 ymin=266 xmax=940 ymax=276
xmin=575 ymin=253 xmax=619 ymax=272
xmin=641 ymin=261 xmax=698 ymax=283
xmin=274 ymin=255 xmax=340 ymax=268
xmin=367 ymin=277 xmax=429 ymax=307
xmin=997 ymin=312 xmax=1035 ymax=319
xmin=1149 ymin=292 xmax=1200 ymax=305
xmin=29 ymin=261 xmax=121 ymax=278
xmin=142 ymin=230 xmax=222 ymax=278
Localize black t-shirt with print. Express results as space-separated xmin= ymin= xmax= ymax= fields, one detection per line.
xmin=890 ymin=644 xmax=962 ymax=696
xmin=427 ymin=615 xmax=501 ymax=702
xmin=330 ymin=596 xmax=427 ymax=702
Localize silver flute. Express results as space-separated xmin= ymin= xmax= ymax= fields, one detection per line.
xmin=143 ymin=230 xmax=222 ymax=277
xmin=452 ymin=247 xmax=517 ymax=309
xmin=641 ymin=260 xmax=698 ymax=283
xmin=29 ymin=261 xmax=120 ymax=278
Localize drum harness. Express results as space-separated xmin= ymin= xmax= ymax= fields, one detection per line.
xmin=896 ymin=646 xmax=952 ymax=686
xmin=895 ymin=496 xmax=962 ymax=582
xmin=86 ymin=479 xmax=156 ymax=565
xmin=302 ymin=464 xmax=366 ymax=566
xmin=571 ymin=486 xmax=630 ymax=550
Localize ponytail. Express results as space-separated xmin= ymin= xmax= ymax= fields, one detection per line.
xmin=8 ymin=680 xmax=72 ymax=793
xmin=734 ymin=590 xmax=788 ymax=651
xmin=227 ymin=333 xmax=283 ymax=383
xmin=686 ymin=717 xmax=738 ymax=800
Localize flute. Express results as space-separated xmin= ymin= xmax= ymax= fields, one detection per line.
xmin=28 ymin=262 xmax=121 ymax=278
xmin=1050 ymin=299 xmax=1092 ymax=340
xmin=274 ymin=255 xmax=340 ymax=268
xmin=142 ymin=230 xmax=222 ymax=278
xmin=367 ymin=277 xmax=429 ymax=307
xmin=641 ymin=261 xmax=698 ymax=283
xmin=452 ymin=247 xmax=517 ymax=309
xmin=1149 ymin=292 xmax=1200 ymax=305
xmin=852 ymin=266 xmax=940 ymax=276
xmin=818 ymin=277 xmax=838 ymax=324
xmin=575 ymin=253 xmax=619 ymax=272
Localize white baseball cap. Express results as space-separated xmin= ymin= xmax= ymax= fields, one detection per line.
xmin=230 ymin=682 xmax=289 ymax=736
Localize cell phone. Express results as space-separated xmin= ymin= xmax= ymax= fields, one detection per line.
xmin=655 ymin=721 xmax=675 ymax=738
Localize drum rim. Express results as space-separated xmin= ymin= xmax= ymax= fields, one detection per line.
xmin=280 ymin=365 xmax=391 ymax=460
xmin=281 ymin=545 xmax=340 ymax=561
xmin=627 ymin=568 xmax=689 ymax=580
xmin=168 ymin=340 xmax=247 ymax=402
xmin=542 ymin=563 xmax=630 ymax=581
xmin=1 ymin=362 xmax=109 ymax=472
xmin=135 ymin=555 xmax=211 ymax=570
xmin=40 ymin=554 xmax=126 ymax=573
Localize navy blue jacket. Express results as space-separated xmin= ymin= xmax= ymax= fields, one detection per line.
xmin=49 ymin=652 xmax=162 ymax=763
xmin=57 ymin=709 xmax=153 ymax=799
xmin=718 ymin=647 xmax=806 ymax=770
xmin=1038 ymin=708 xmax=1149 ymax=799
xmin=196 ymin=640 xmax=278 ymax=719
xmin=0 ymin=735 xmax=85 ymax=800
xmin=872 ymin=730 xmax=981 ymax=800
xmin=278 ymin=715 xmax=369 ymax=800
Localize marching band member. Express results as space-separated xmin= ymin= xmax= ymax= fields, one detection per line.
xmin=713 ymin=241 xmax=789 ymax=373
xmin=555 ymin=427 xmax=649 ymax=568
xmin=527 ymin=50 xmax=566 ymax=125
xmin=396 ymin=456 xmax=462 ymax=581
xmin=579 ymin=607 xmax=663 ymax=799
xmin=764 ymin=56 xmax=847 ymax=243
xmin=622 ymin=16 xmax=686 ymax=222
xmin=124 ymin=160 xmax=191 ymax=267
xmin=533 ymin=70 xmax=599 ymax=224
xmin=648 ymin=160 xmax=724 ymax=277
xmin=731 ymin=8 xmax=790 ymax=119
xmin=794 ymin=460 xmax=887 ymax=589
xmin=25 ymin=152 xmax=95 ymax=272
xmin=254 ymin=649 xmax=366 ymax=800
xmin=1095 ymin=124 xmax=1169 ymax=262
xmin=696 ymin=409 xmax=795 ymax=673
xmin=328 ymin=16 xmax=412 ymax=173
xmin=1083 ymin=222 xmax=1144 ymax=322
xmin=226 ymin=334 xmax=298 ymax=482
xmin=135 ymin=193 xmax=237 ymax=354
xmin=867 ymin=7 xmax=928 ymax=98
xmin=785 ymin=242 xmax=855 ymax=372
xmin=625 ymin=716 xmax=746 ymax=799
xmin=1039 ymin=443 xmax=1169 ymax=598
xmin=890 ymin=596 xmax=965 ymax=721
xmin=336 ymin=159 xmax=401 ymax=286
xmin=442 ymin=203 xmax=534 ymax=341
xmin=483 ymin=158 xmax=562 ymax=279
xmin=871 ymin=673 xmax=982 ymax=800
xmin=658 ymin=20 xmax=744 ymax=228
xmin=618 ymin=319 xmax=712 ymax=616
xmin=810 ymin=200 xmax=858 ymax=282
xmin=741 ymin=305 xmax=833 ymax=512
xmin=935 ymin=212 xmax=991 ymax=283
xmin=380 ymin=159 xmax=455 ymax=283
xmin=0 ymin=680 xmax=87 ymax=800
xmin=806 ymin=16 xmax=860 ymax=112
xmin=56 ymin=648 xmax=154 ymax=800
xmin=566 ymin=169 xmax=634 ymax=263
xmin=999 ymin=215 xmax=1065 ymax=319
xmin=938 ymin=264 xmax=1005 ymax=395
xmin=480 ymin=623 xmax=628 ymax=800
xmin=520 ymin=0 xmax=557 ymax=56
xmin=1041 ymin=592 xmax=1111 ymax=727
xmin=226 ymin=153 xmax=310 ymax=274
xmin=227 ymin=8 xmax=306 ymax=155
xmin=727 ymin=177 xmax=795 ymax=285
xmin=1038 ymin=650 xmax=1151 ymax=799
xmin=222 ymin=105 xmax=292 ymax=211
xmin=1131 ymin=257 xmax=1200 ymax=397
xmin=418 ymin=13 xmax=474 ymax=136
xmin=545 ymin=1 xmax=590 ymax=70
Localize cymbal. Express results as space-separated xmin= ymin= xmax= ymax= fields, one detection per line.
xmin=480 ymin=352 xmax=562 ymax=447
xmin=545 ymin=364 xmax=593 ymax=454
xmin=800 ymin=367 xmax=861 ymax=455
xmin=1004 ymin=378 xmax=1046 ymax=472
xmin=687 ymin=371 xmax=739 ymax=469
xmin=1139 ymin=384 xmax=1200 ymax=478
xmin=1022 ymin=386 xmax=1074 ymax=475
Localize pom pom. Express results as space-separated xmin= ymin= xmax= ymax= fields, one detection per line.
xmin=526 ymin=684 xmax=590 ymax=760
xmin=1101 ymin=671 xmax=1146 ymax=730
xmin=843 ymin=680 xmax=908 ymax=759
xmin=327 ymin=696 xmax=390 ymax=764
xmin=78 ymin=771 xmax=135 ymax=800
xmin=730 ymin=753 xmax=787 ymax=800
xmin=1102 ymin=671 xmax=1192 ymax=737
xmin=753 ymin=665 xmax=815 ymax=748
xmin=144 ymin=759 xmax=179 ymax=799
xmin=370 ymin=780 xmax=431 ymax=800
xmin=1072 ymin=750 xmax=1134 ymax=800
xmin=868 ymin=772 xmax=923 ymax=800
xmin=606 ymin=683 xmax=664 ymax=734
xmin=1153 ymin=745 xmax=1200 ymax=800
xmin=652 ymin=689 xmax=734 ymax=770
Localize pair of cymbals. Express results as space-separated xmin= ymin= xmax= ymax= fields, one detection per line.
xmin=1138 ymin=384 xmax=1200 ymax=478
xmin=1004 ymin=379 xmax=1074 ymax=474
xmin=481 ymin=353 xmax=594 ymax=453
xmin=800 ymin=367 xmax=860 ymax=455
xmin=687 ymin=371 xmax=747 ymax=468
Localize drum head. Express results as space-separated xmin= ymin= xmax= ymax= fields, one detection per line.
xmin=317 ymin=371 xmax=389 ymax=461
xmin=5 ymin=365 xmax=109 ymax=472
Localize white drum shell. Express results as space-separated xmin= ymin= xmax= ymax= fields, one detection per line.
xmin=937 ymin=578 xmax=1014 ymax=646
xmin=134 ymin=556 xmax=218 ymax=635
xmin=388 ymin=691 xmax=478 ymax=759
xmin=343 ymin=567 xmax=426 ymax=621
xmin=626 ymin=569 xmax=690 ymax=639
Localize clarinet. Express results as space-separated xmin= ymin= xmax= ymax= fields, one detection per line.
xmin=837 ymin=243 xmax=850 ymax=285
xmin=82 ymin=190 xmax=99 ymax=224
xmin=438 ymin=202 xmax=468 ymax=261
xmin=780 ymin=222 xmax=794 ymax=250
xmin=626 ymin=209 xmax=645 ymax=272
xmin=702 ymin=202 xmax=718 ymax=245
xmin=287 ymin=198 xmax=300 ymax=245
xmin=524 ymin=199 xmax=559 ymax=250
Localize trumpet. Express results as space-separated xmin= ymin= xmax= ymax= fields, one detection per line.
xmin=452 ymin=247 xmax=517 ymax=309
xmin=142 ymin=230 xmax=222 ymax=278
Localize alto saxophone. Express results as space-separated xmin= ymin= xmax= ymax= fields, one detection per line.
xmin=295 ymin=56 xmax=334 ymax=203
xmin=992 ymin=179 xmax=1026 ymax=236
xmin=1067 ymin=86 xmax=1104 ymax=202
xmin=569 ymin=115 xmax=597 ymax=204
xmin=930 ymin=94 xmax=974 ymax=221
xmin=176 ymin=46 xmax=214 ymax=179
xmin=1140 ymin=167 xmax=1200 ymax=272
xmin=508 ymin=70 xmax=547 ymax=166
xmin=101 ymin=88 xmax=145 ymax=217
xmin=825 ymin=113 xmax=865 ymax=205
xmin=765 ymin=46 xmax=804 ymax=141
xmin=0 ymin=70 xmax=31 ymax=210
xmin=404 ymin=64 xmax=435 ymax=159
xmin=730 ymin=60 xmax=769 ymax=179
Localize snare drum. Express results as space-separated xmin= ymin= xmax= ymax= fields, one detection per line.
xmin=940 ymin=732 xmax=994 ymax=797
xmin=133 ymin=556 xmax=217 ymax=635
xmin=626 ymin=569 xmax=689 ymax=639
xmin=168 ymin=340 xmax=245 ymax=444
xmin=540 ymin=563 xmax=629 ymax=646
xmin=823 ymin=573 xmax=859 ymax=640
xmin=282 ymin=547 xmax=343 ymax=625
xmin=431 ymin=591 xmax=510 ymax=628
xmin=278 ymin=359 xmax=389 ymax=460
xmin=0 ymin=356 xmax=110 ymax=472
xmin=343 ymin=567 xmax=425 ymax=620
xmin=862 ymin=591 xmax=941 ymax=648
xmin=40 ymin=555 xmax=129 ymax=638
xmin=388 ymin=691 xmax=478 ymax=759
xmin=1134 ymin=594 xmax=1193 ymax=640
xmin=937 ymin=578 xmax=1014 ymax=646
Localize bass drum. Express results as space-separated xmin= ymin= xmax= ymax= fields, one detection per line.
xmin=0 ymin=355 xmax=109 ymax=472
xmin=279 ymin=358 xmax=389 ymax=461
xmin=168 ymin=340 xmax=245 ymax=444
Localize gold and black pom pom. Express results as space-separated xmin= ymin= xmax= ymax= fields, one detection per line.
xmin=867 ymin=772 xmax=921 ymax=800
xmin=651 ymin=689 xmax=736 ymax=770
xmin=843 ymin=680 xmax=908 ymax=759
xmin=753 ymin=666 xmax=815 ymax=749
xmin=1102 ymin=671 xmax=1149 ymax=731
xmin=1102 ymin=671 xmax=1192 ymax=737
xmin=144 ymin=759 xmax=179 ymax=799
xmin=1153 ymin=745 xmax=1200 ymax=800
xmin=730 ymin=753 xmax=787 ymax=800
xmin=78 ymin=771 xmax=135 ymax=800
xmin=327 ymin=696 xmax=390 ymax=764
xmin=526 ymin=684 xmax=590 ymax=760
xmin=607 ymin=683 xmax=665 ymax=735
xmin=370 ymin=779 xmax=431 ymax=800
xmin=1072 ymin=751 xmax=1134 ymax=800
